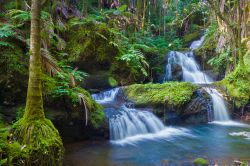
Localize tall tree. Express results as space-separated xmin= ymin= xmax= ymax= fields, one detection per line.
xmin=16 ymin=0 xmax=22 ymax=9
xmin=207 ymin=0 xmax=250 ymax=66
xmin=14 ymin=0 xmax=64 ymax=165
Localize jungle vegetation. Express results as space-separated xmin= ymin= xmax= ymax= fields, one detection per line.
xmin=0 ymin=0 xmax=250 ymax=165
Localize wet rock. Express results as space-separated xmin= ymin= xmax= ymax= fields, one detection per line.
xmin=82 ymin=70 xmax=111 ymax=90
xmin=47 ymin=108 xmax=109 ymax=143
xmin=165 ymin=88 xmax=213 ymax=124
xmin=171 ymin=63 xmax=183 ymax=81
xmin=181 ymin=88 xmax=212 ymax=123
xmin=193 ymin=158 xmax=209 ymax=166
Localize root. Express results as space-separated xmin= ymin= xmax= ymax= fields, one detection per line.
xmin=13 ymin=118 xmax=64 ymax=166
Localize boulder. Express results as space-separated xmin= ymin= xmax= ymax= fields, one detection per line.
xmin=171 ymin=63 xmax=183 ymax=81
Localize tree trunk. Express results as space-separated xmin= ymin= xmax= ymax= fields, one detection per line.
xmin=141 ymin=0 xmax=146 ymax=30
xmin=23 ymin=0 xmax=45 ymax=121
xmin=82 ymin=0 xmax=88 ymax=16
xmin=16 ymin=0 xmax=22 ymax=9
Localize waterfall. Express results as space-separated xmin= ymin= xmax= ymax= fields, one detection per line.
xmin=92 ymin=88 xmax=120 ymax=104
xmin=92 ymin=88 xmax=172 ymax=141
xmin=165 ymin=35 xmax=231 ymax=122
xmin=204 ymin=88 xmax=230 ymax=121
xmin=190 ymin=35 xmax=205 ymax=50
xmin=109 ymin=106 xmax=165 ymax=140
xmin=165 ymin=51 xmax=213 ymax=84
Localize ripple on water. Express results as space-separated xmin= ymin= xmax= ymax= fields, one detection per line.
xmin=229 ymin=131 xmax=250 ymax=140
xmin=209 ymin=121 xmax=250 ymax=127
xmin=110 ymin=127 xmax=193 ymax=146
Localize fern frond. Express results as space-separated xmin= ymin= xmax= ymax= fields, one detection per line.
xmin=78 ymin=93 xmax=89 ymax=126
xmin=41 ymin=48 xmax=61 ymax=77
xmin=0 ymin=24 xmax=15 ymax=38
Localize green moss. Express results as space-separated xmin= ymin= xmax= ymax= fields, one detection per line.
xmin=241 ymin=162 xmax=247 ymax=166
xmin=77 ymin=88 xmax=105 ymax=129
xmin=66 ymin=20 xmax=119 ymax=66
xmin=218 ymin=66 xmax=250 ymax=107
xmin=183 ymin=31 xmax=200 ymax=45
xmin=194 ymin=158 xmax=209 ymax=166
xmin=124 ymin=82 xmax=198 ymax=107
xmin=13 ymin=118 xmax=64 ymax=165
xmin=42 ymin=73 xmax=105 ymax=129
xmin=108 ymin=77 xmax=118 ymax=87
xmin=90 ymin=105 xmax=105 ymax=129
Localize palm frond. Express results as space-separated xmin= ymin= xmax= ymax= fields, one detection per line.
xmin=41 ymin=47 xmax=61 ymax=77
xmin=78 ymin=93 xmax=89 ymax=126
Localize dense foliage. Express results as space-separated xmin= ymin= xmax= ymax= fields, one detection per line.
xmin=0 ymin=0 xmax=250 ymax=165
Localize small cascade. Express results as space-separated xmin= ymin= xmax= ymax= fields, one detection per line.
xmin=92 ymin=88 xmax=168 ymax=141
xmin=190 ymin=35 xmax=205 ymax=50
xmin=165 ymin=51 xmax=213 ymax=84
xmin=165 ymin=35 xmax=231 ymax=122
xmin=205 ymin=88 xmax=230 ymax=121
xmin=91 ymin=88 xmax=120 ymax=104
xmin=109 ymin=106 xmax=165 ymax=140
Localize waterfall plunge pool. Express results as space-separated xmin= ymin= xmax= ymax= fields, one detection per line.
xmin=64 ymin=122 xmax=250 ymax=166
xmin=64 ymin=35 xmax=250 ymax=165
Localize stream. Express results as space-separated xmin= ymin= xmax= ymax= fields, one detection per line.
xmin=64 ymin=35 xmax=250 ymax=166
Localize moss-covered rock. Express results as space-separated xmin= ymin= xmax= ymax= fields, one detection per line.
xmin=124 ymin=82 xmax=198 ymax=107
xmin=12 ymin=118 xmax=64 ymax=165
xmin=66 ymin=20 xmax=119 ymax=72
xmin=123 ymin=82 xmax=213 ymax=124
xmin=183 ymin=31 xmax=201 ymax=46
xmin=193 ymin=158 xmax=209 ymax=166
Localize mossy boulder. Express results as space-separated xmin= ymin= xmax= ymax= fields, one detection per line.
xmin=45 ymin=88 xmax=108 ymax=142
xmin=82 ymin=70 xmax=112 ymax=90
xmin=183 ymin=31 xmax=201 ymax=46
xmin=123 ymin=82 xmax=212 ymax=124
xmin=194 ymin=158 xmax=209 ymax=166
xmin=13 ymin=118 xmax=64 ymax=165
xmin=124 ymin=82 xmax=198 ymax=107
xmin=66 ymin=20 xmax=119 ymax=72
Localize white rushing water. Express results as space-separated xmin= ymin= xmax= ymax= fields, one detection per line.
xmin=109 ymin=106 xmax=191 ymax=144
xmin=92 ymin=90 xmax=190 ymax=143
xmin=165 ymin=35 xmax=232 ymax=122
xmin=205 ymin=88 xmax=230 ymax=121
xmin=229 ymin=131 xmax=250 ymax=140
xmin=92 ymin=88 xmax=120 ymax=104
xmin=109 ymin=106 xmax=165 ymax=140
xmin=166 ymin=51 xmax=213 ymax=84
xmin=91 ymin=35 xmax=242 ymax=144
xmin=190 ymin=35 xmax=205 ymax=50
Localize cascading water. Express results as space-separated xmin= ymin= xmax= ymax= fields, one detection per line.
xmin=165 ymin=35 xmax=231 ymax=122
xmin=109 ymin=106 xmax=165 ymax=140
xmin=91 ymin=88 xmax=120 ymax=104
xmin=92 ymin=88 xmax=189 ymax=142
xmin=165 ymin=51 xmax=213 ymax=84
xmin=204 ymin=88 xmax=230 ymax=121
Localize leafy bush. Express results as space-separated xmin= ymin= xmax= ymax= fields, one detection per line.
xmin=208 ymin=48 xmax=230 ymax=72
xmin=0 ymin=24 xmax=16 ymax=48
xmin=219 ymin=66 xmax=250 ymax=107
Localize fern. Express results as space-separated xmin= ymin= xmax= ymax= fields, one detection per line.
xmin=118 ymin=48 xmax=149 ymax=77
xmin=7 ymin=9 xmax=30 ymax=22
xmin=0 ymin=24 xmax=15 ymax=38
xmin=7 ymin=9 xmax=50 ymax=23
xmin=0 ymin=41 xmax=14 ymax=48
